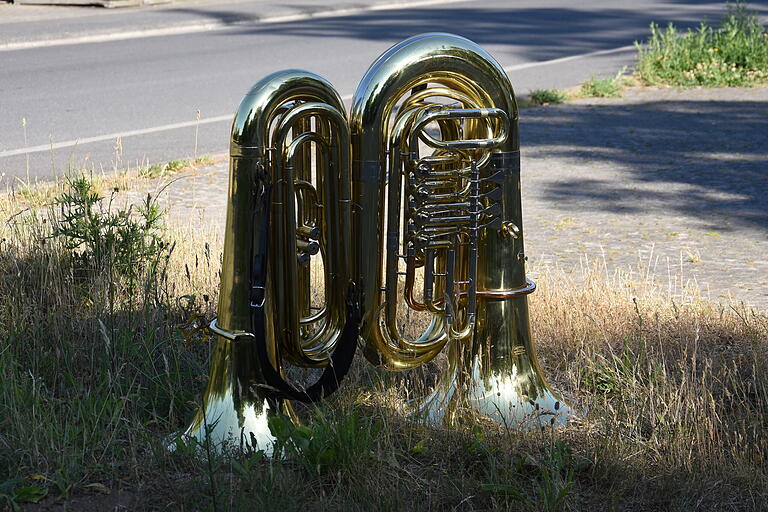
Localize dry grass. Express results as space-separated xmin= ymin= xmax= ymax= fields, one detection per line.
xmin=1 ymin=155 xmax=222 ymax=211
xmin=0 ymin=184 xmax=766 ymax=511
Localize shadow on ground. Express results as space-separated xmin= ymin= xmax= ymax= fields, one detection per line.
xmin=521 ymin=98 xmax=768 ymax=233
xmin=172 ymin=2 xmax=768 ymax=63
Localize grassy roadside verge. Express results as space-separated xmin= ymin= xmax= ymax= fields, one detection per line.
xmin=636 ymin=1 xmax=768 ymax=87
xmin=1 ymin=176 xmax=766 ymax=510
xmin=526 ymin=1 xmax=767 ymax=107
xmin=3 ymin=155 xmax=222 ymax=210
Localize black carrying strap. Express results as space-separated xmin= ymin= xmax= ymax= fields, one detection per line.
xmin=252 ymin=288 xmax=359 ymax=403
xmin=249 ymin=182 xmax=359 ymax=403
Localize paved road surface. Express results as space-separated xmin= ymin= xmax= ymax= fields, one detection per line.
xmin=2 ymin=0 xmax=767 ymax=184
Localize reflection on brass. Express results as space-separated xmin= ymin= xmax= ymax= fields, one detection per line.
xmin=181 ymin=34 xmax=570 ymax=454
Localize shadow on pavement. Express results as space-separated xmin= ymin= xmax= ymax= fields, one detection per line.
xmin=521 ymin=98 xmax=768 ymax=233
xmin=174 ymin=2 xmax=768 ymax=63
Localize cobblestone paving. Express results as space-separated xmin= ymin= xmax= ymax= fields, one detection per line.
xmin=118 ymin=86 xmax=768 ymax=310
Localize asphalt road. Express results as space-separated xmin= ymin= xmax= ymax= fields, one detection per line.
xmin=1 ymin=0 xmax=767 ymax=184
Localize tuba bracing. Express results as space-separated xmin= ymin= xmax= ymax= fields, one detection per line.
xmin=182 ymin=34 xmax=570 ymax=454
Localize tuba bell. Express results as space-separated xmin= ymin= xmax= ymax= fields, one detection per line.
xmin=182 ymin=34 xmax=569 ymax=454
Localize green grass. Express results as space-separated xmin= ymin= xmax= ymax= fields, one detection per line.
xmin=636 ymin=1 xmax=768 ymax=86
xmin=579 ymin=68 xmax=627 ymax=98
xmin=139 ymin=159 xmax=191 ymax=179
xmin=1 ymin=176 xmax=767 ymax=510
xmin=530 ymin=89 xmax=568 ymax=105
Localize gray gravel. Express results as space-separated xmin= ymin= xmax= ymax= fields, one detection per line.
xmin=117 ymin=86 xmax=768 ymax=311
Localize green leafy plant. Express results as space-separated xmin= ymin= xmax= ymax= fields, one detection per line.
xmin=51 ymin=175 xmax=167 ymax=281
xmin=482 ymin=441 xmax=578 ymax=511
xmin=139 ymin=156 xmax=214 ymax=178
xmin=636 ymin=1 xmax=768 ymax=86
xmin=269 ymin=411 xmax=380 ymax=475
xmin=194 ymin=155 xmax=215 ymax=167
xmin=535 ymin=440 xmax=576 ymax=512
xmin=138 ymin=159 xmax=190 ymax=179
xmin=138 ymin=162 xmax=166 ymax=179
xmin=530 ymin=89 xmax=568 ymax=105
xmin=165 ymin=159 xmax=191 ymax=173
xmin=580 ymin=336 xmax=641 ymax=395
xmin=580 ymin=68 xmax=626 ymax=98
xmin=0 ymin=479 xmax=48 ymax=511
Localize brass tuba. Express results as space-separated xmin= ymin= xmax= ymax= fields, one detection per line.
xmin=182 ymin=70 xmax=358 ymax=453
xmin=182 ymin=34 xmax=569 ymax=454
xmin=350 ymin=33 xmax=569 ymax=426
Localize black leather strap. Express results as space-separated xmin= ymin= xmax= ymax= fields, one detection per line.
xmin=251 ymin=286 xmax=359 ymax=403
xmin=249 ymin=182 xmax=359 ymax=403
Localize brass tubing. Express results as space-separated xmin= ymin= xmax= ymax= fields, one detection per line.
xmin=295 ymin=116 xmax=313 ymax=326
xmin=398 ymin=87 xmax=477 ymax=114
xmin=412 ymin=266 xmax=536 ymax=307
xmin=297 ymin=225 xmax=321 ymax=240
xmin=275 ymin=104 xmax=349 ymax=365
xmin=353 ymin=34 xmax=568 ymax=428
xmin=297 ymin=239 xmax=320 ymax=255
xmin=361 ymin=101 xmax=449 ymax=363
xmin=351 ymin=33 xmax=525 ymax=368
xmin=409 ymin=108 xmax=509 ymax=152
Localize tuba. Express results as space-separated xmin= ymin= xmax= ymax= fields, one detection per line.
xmin=183 ymin=34 xmax=569 ymax=454
xmin=182 ymin=70 xmax=358 ymax=452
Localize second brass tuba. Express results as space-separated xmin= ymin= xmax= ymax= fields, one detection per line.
xmin=350 ymin=33 xmax=568 ymax=425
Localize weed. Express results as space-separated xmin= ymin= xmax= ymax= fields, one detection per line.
xmin=12 ymin=178 xmax=62 ymax=206
xmin=194 ymin=155 xmax=216 ymax=167
xmin=165 ymin=159 xmax=191 ymax=173
xmin=535 ymin=441 xmax=576 ymax=512
xmin=138 ymin=156 xmax=213 ymax=179
xmin=138 ymin=162 xmax=166 ymax=179
xmin=138 ymin=160 xmax=192 ymax=179
xmin=481 ymin=440 xmax=577 ymax=511
xmin=0 ymin=479 xmax=48 ymax=511
xmin=51 ymin=175 xmax=166 ymax=283
xmin=269 ymin=411 xmax=380 ymax=475
xmin=4 ymin=169 xmax=133 ymax=209
xmin=580 ymin=67 xmax=627 ymax=98
xmin=636 ymin=1 xmax=768 ymax=86
xmin=580 ymin=339 xmax=637 ymax=396
xmin=530 ymin=88 xmax=568 ymax=105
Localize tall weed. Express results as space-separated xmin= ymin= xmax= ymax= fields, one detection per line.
xmin=51 ymin=175 xmax=166 ymax=284
xmin=636 ymin=1 xmax=768 ymax=86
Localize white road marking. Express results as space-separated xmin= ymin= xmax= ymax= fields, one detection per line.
xmin=0 ymin=44 xmax=634 ymax=159
xmin=0 ymin=115 xmax=232 ymax=158
xmin=503 ymin=44 xmax=635 ymax=71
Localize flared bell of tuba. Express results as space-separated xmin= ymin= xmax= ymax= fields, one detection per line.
xmin=182 ymin=70 xmax=357 ymax=453
xmin=350 ymin=33 xmax=569 ymax=426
